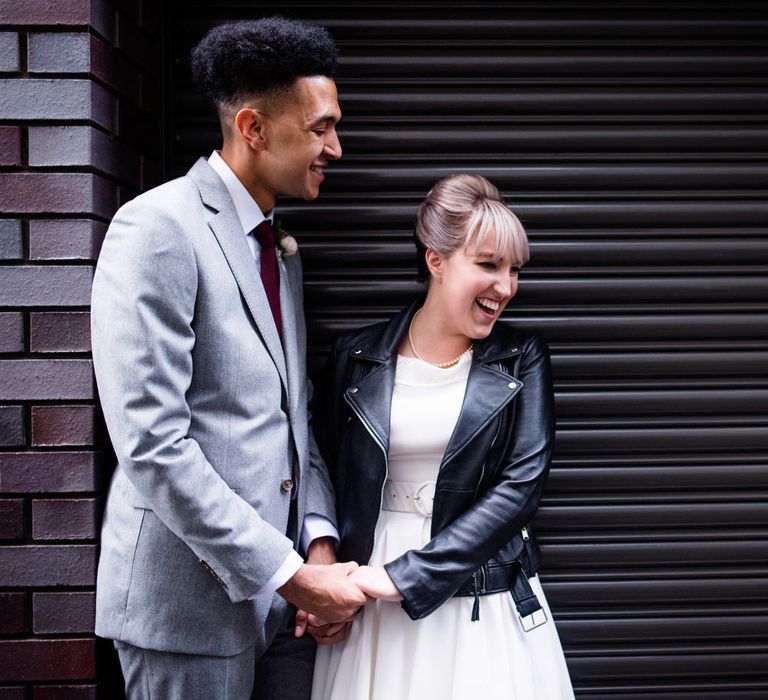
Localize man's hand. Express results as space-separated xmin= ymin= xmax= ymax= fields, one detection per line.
xmin=349 ymin=565 xmax=403 ymax=602
xmin=278 ymin=561 xmax=366 ymax=623
xmin=293 ymin=536 xmax=355 ymax=643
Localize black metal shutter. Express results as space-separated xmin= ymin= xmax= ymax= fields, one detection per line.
xmin=169 ymin=3 xmax=768 ymax=697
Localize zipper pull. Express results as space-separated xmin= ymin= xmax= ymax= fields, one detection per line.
xmin=521 ymin=526 xmax=530 ymax=541
xmin=471 ymin=570 xmax=481 ymax=621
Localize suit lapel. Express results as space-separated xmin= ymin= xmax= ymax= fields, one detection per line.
xmin=279 ymin=254 xmax=301 ymax=415
xmin=188 ymin=158 xmax=288 ymax=390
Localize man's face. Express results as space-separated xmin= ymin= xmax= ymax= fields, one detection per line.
xmin=260 ymin=76 xmax=342 ymax=205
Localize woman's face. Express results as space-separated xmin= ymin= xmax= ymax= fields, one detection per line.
xmin=427 ymin=229 xmax=521 ymax=341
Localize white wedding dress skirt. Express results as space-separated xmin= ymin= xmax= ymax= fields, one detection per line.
xmin=312 ymin=354 xmax=574 ymax=700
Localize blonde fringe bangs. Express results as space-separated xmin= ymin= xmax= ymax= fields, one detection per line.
xmin=465 ymin=199 xmax=529 ymax=266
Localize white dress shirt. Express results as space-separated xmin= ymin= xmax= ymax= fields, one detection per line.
xmin=208 ymin=151 xmax=339 ymax=596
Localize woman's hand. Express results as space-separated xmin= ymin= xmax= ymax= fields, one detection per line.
xmin=349 ymin=566 xmax=403 ymax=602
xmin=295 ymin=608 xmax=353 ymax=646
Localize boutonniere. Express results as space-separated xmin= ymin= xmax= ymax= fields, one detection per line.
xmin=275 ymin=220 xmax=298 ymax=257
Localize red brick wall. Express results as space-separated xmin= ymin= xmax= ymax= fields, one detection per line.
xmin=0 ymin=1 xmax=162 ymax=695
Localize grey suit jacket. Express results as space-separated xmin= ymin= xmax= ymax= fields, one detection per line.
xmin=91 ymin=158 xmax=336 ymax=657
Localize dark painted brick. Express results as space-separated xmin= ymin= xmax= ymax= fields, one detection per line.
xmin=33 ymin=498 xmax=97 ymax=540
xmin=0 ymin=313 xmax=24 ymax=353
xmin=0 ymin=127 xmax=21 ymax=167
xmin=116 ymin=14 xmax=159 ymax=74
xmin=30 ymin=312 xmax=91 ymax=352
xmin=0 ymin=689 xmax=24 ymax=700
xmin=32 ymin=405 xmax=94 ymax=446
xmin=112 ymin=0 xmax=139 ymax=21
xmin=0 ymin=407 xmax=25 ymax=446
xmin=0 ymin=0 xmax=91 ymax=24
xmin=91 ymin=34 xmax=141 ymax=102
xmin=0 ymin=545 xmax=96 ymax=587
xmin=0 ymin=359 xmax=93 ymax=400
xmin=28 ymin=32 xmax=90 ymax=73
xmin=33 ymin=687 xmax=97 ymax=700
xmin=140 ymin=2 xmax=162 ymax=38
xmin=28 ymin=126 xmax=141 ymax=186
xmin=0 ymin=79 xmax=114 ymax=130
xmin=0 ymin=266 xmax=93 ymax=307
xmin=0 ymin=499 xmax=24 ymax=539
xmin=0 ymin=451 xmax=97 ymax=493
xmin=29 ymin=219 xmax=106 ymax=261
xmin=0 ymin=218 xmax=22 ymax=260
xmin=0 ymin=639 xmax=96 ymax=682
xmin=0 ymin=33 xmax=20 ymax=73
xmin=0 ymin=593 xmax=25 ymax=634
xmin=33 ymin=592 xmax=95 ymax=634
xmin=0 ymin=689 xmax=25 ymax=700
xmin=91 ymin=79 xmax=116 ymax=132
xmin=0 ymin=173 xmax=116 ymax=218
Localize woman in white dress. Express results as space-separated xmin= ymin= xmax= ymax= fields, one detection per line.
xmin=308 ymin=174 xmax=574 ymax=700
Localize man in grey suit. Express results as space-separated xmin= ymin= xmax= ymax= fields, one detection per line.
xmin=91 ymin=18 xmax=364 ymax=699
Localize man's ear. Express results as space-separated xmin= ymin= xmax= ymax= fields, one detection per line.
xmin=424 ymin=248 xmax=444 ymax=282
xmin=234 ymin=107 xmax=268 ymax=151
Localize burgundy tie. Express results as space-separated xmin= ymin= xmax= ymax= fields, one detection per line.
xmin=253 ymin=220 xmax=282 ymax=337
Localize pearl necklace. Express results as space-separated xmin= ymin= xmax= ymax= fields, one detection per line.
xmin=407 ymin=310 xmax=473 ymax=369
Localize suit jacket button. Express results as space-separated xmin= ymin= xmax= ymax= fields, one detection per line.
xmin=281 ymin=479 xmax=294 ymax=492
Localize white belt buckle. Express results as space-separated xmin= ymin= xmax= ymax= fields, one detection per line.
xmin=412 ymin=481 xmax=435 ymax=517
xmin=520 ymin=608 xmax=548 ymax=632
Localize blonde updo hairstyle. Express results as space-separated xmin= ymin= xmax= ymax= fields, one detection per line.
xmin=414 ymin=173 xmax=529 ymax=283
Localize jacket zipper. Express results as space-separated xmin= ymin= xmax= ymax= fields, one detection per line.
xmin=470 ymin=397 xmax=503 ymax=621
xmin=473 ymin=418 xmax=502 ymax=503
xmin=344 ymin=393 xmax=389 ymax=559
xmin=471 ymin=563 xmax=487 ymax=622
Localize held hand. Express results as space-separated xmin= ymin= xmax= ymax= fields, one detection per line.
xmin=349 ymin=566 xmax=403 ymax=602
xmin=295 ymin=609 xmax=354 ymax=645
xmin=278 ymin=561 xmax=366 ymax=623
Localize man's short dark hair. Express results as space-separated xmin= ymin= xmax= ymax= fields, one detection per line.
xmin=191 ymin=17 xmax=338 ymax=109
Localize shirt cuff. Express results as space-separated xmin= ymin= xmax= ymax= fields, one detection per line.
xmin=251 ymin=550 xmax=303 ymax=599
xmin=300 ymin=514 xmax=340 ymax=554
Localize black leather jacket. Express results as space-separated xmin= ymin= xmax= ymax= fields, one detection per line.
xmin=316 ymin=301 xmax=555 ymax=620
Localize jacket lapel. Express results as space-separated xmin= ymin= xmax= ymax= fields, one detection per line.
xmin=344 ymin=360 xmax=396 ymax=455
xmin=441 ymin=363 xmax=522 ymax=466
xmin=188 ymin=158 xmax=288 ymax=390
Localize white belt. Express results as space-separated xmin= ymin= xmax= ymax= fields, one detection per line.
xmin=381 ymin=479 xmax=436 ymax=517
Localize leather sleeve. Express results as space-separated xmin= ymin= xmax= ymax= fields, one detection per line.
xmin=384 ymin=334 xmax=555 ymax=619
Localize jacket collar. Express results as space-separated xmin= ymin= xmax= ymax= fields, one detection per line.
xmin=350 ymin=298 xmax=523 ymax=365
xmin=344 ymin=298 xmax=524 ymax=462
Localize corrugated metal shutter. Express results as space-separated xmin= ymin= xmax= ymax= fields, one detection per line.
xmin=169 ymin=3 xmax=768 ymax=697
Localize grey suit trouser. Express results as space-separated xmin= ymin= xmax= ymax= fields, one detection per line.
xmin=115 ymin=629 xmax=316 ymax=700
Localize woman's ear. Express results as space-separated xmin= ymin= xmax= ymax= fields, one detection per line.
xmin=424 ymin=248 xmax=444 ymax=282
xmin=234 ymin=107 xmax=268 ymax=151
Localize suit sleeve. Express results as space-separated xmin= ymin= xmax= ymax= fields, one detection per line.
xmin=91 ymin=198 xmax=295 ymax=602
xmin=384 ymin=335 xmax=555 ymax=619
